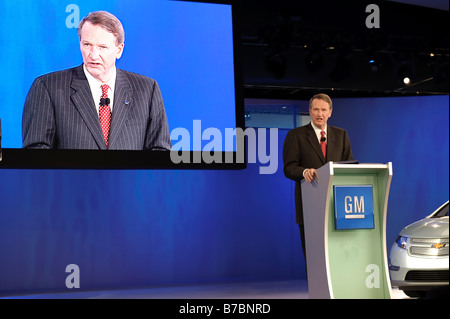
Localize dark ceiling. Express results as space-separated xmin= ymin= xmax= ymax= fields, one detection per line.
xmin=237 ymin=0 xmax=449 ymax=99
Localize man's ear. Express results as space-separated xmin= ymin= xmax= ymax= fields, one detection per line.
xmin=116 ymin=43 xmax=124 ymax=59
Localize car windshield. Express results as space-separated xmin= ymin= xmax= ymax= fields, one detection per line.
xmin=431 ymin=202 xmax=449 ymax=218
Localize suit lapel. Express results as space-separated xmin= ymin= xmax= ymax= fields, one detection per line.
xmin=70 ymin=65 xmax=106 ymax=149
xmin=306 ymin=123 xmax=326 ymax=164
xmin=108 ymin=69 xmax=132 ymax=149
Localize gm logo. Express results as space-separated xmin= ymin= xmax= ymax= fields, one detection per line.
xmin=333 ymin=185 xmax=374 ymax=230
xmin=344 ymin=196 xmax=366 ymax=219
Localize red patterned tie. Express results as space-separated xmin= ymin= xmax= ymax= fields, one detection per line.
xmin=320 ymin=130 xmax=326 ymax=158
xmin=99 ymin=84 xmax=111 ymax=148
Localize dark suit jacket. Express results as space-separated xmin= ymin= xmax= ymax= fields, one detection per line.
xmin=22 ymin=65 xmax=171 ymax=150
xmin=283 ymin=123 xmax=353 ymax=224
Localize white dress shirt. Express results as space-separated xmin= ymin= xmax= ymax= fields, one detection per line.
xmin=83 ymin=64 xmax=116 ymax=115
xmin=310 ymin=122 xmax=327 ymax=144
xmin=303 ymin=122 xmax=327 ymax=178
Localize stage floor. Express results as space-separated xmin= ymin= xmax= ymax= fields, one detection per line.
xmin=2 ymin=279 xmax=411 ymax=299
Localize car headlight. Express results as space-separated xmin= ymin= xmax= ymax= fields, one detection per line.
xmin=395 ymin=235 xmax=408 ymax=249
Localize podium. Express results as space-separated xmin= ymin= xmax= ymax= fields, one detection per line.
xmin=301 ymin=162 xmax=393 ymax=299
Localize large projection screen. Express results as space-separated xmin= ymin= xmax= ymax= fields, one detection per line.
xmin=0 ymin=0 xmax=244 ymax=169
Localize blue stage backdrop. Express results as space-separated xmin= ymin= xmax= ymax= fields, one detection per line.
xmin=0 ymin=0 xmax=236 ymax=150
xmin=0 ymin=130 xmax=305 ymax=294
xmin=0 ymin=95 xmax=448 ymax=295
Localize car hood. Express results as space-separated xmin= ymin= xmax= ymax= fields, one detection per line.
xmin=400 ymin=217 xmax=449 ymax=238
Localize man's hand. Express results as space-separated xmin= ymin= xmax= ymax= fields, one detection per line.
xmin=304 ymin=168 xmax=318 ymax=183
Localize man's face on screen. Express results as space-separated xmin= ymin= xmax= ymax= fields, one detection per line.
xmin=79 ymin=21 xmax=124 ymax=83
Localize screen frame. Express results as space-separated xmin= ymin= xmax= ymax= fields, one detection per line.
xmin=0 ymin=0 xmax=246 ymax=170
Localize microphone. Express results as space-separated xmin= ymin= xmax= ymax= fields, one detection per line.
xmin=320 ymin=137 xmax=326 ymax=142
xmin=100 ymin=98 xmax=111 ymax=106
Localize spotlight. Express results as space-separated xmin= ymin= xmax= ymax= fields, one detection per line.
xmin=403 ymin=77 xmax=411 ymax=85
xmin=397 ymin=61 xmax=415 ymax=86
xmin=368 ymin=58 xmax=380 ymax=72
xmin=367 ymin=52 xmax=388 ymax=73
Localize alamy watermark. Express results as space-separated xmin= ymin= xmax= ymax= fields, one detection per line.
xmin=365 ymin=4 xmax=380 ymax=29
xmin=170 ymin=120 xmax=279 ymax=175
xmin=65 ymin=264 xmax=80 ymax=289
xmin=65 ymin=4 xmax=80 ymax=29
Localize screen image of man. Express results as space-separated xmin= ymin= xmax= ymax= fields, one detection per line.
xmin=283 ymin=93 xmax=353 ymax=262
xmin=22 ymin=11 xmax=171 ymax=150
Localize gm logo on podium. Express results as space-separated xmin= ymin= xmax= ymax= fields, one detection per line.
xmin=333 ymin=185 xmax=374 ymax=230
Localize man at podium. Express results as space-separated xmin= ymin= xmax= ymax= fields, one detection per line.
xmin=283 ymin=93 xmax=353 ymax=262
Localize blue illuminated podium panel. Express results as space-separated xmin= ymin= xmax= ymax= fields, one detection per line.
xmin=333 ymin=185 xmax=374 ymax=230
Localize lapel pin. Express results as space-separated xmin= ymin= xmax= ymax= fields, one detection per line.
xmin=125 ymin=100 xmax=129 ymax=105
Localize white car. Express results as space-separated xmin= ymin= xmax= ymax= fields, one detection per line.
xmin=389 ymin=201 xmax=449 ymax=298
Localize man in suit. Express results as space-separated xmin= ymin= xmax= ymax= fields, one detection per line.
xmin=22 ymin=11 xmax=171 ymax=150
xmin=283 ymin=93 xmax=353 ymax=260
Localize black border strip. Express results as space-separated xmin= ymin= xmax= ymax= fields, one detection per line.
xmin=0 ymin=149 xmax=246 ymax=170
